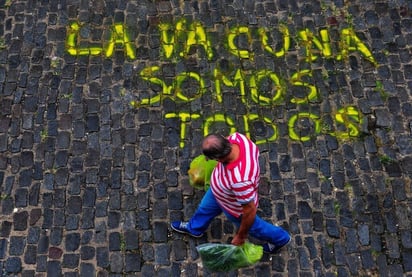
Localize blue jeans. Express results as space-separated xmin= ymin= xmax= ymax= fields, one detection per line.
xmin=188 ymin=189 xmax=291 ymax=246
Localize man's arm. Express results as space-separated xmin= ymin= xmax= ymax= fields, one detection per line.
xmin=231 ymin=201 xmax=257 ymax=246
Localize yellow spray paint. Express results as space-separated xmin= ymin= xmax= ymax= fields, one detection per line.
xmin=66 ymin=22 xmax=103 ymax=55
xmin=66 ymin=22 xmax=135 ymax=58
xmin=213 ymin=68 xmax=246 ymax=103
xmin=227 ymin=26 xmax=253 ymax=59
xmin=165 ymin=112 xmax=279 ymax=147
xmin=159 ymin=18 xmax=213 ymax=60
xmin=290 ymin=70 xmax=318 ymax=104
xmin=139 ymin=66 xmax=172 ymax=105
xmin=249 ymin=70 xmax=284 ymax=105
xmin=334 ymin=106 xmax=362 ymax=138
xmin=243 ymin=114 xmax=278 ymax=144
xmin=66 ymin=20 xmax=377 ymax=66
xmin=159 ymin=22 xmax=176 ymax=59
xmin=64 ymin=18 xmax=377 ymax=148
xmin=203 ymin=114 xmax=237 ymax=137
xmin=162 ymin=108 xmax=363 ymax=147
xmin=139 ymin=68 xmax=205 ymax=105
xmin=105 ymin=24 xmax=136 ymax=59
xmin=165 ymin=112 xmax=201 ymax=148
xmin=298 ymin=29 xmax=332 ymax=62
xmin=259 ymin=25 xmax=291 ymax=57
xmin=337 ymin=28 xmax=377 ymax=65
xmin=183 ymin=20 xmax=213 ymax=59
xmin=288 ymin=113 xmax=321 ymax=142
xmin=141 ymin=66 xmax=318 ymax=106
xmin=174 ymin=72 xmax=205 ymax=102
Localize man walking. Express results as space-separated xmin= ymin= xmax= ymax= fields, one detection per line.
xmin=171 ymin=132 xmax=291 ymax=253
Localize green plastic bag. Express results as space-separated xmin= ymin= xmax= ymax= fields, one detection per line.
xmin=188 ymin=155 xmax=218 ymax=190
xmin=196 ymin=242 xmax=263 ymax=272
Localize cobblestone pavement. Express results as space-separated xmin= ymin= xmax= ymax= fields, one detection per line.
xmin=0 ymin=0 xmax=412 ymax=276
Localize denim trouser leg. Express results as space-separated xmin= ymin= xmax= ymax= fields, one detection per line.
xmin=249 ymin=215 xmax=291 ymax=245
xmin=225 ymin=212 xmax=291 ymax=246
xmin=189 ymin=189 xmax=291 ymax=246
xmin=188 ymin=189 xmax=222 ymax=234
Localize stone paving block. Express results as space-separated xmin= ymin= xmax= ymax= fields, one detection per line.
xmin=0 ymin=240 xmax=6 ymax=260
xmin=125 ymin=253 xmax=141 ymax=272
xmin=80 ymin=229 xmax=93 ymax=244
xmin=67 ymin=196 xmax=82 ymax=214
xmin=153 ymin=222 xmax=168 ymax=243
xmin=141 ymin=243 xmax=154 ymax=262
xmin=9 ymin=236 xmax=25 ymax=256
xmin=123 ymin=230 xmax=138 ymax=251
xmin=5 ymin=257 xmax=22 ymax=273
xmin=108 ymin=232 xmax=121 ymax=252
xmin=110 ymin=252 xmax=123 ymax=273
xmin=62 ymin=253 xmax=79 ymax=269
xmin=386 ymin=233 xmax=401 ymax=259
xmin=154 ymin=244 xmax=171 ymax=266
xmin=95 ymin=247 xmax=109 ymax=268
xmin=35 ymin=254 xmax=47 ymax=272
xmin=24 ymin=245 xmax=37 ymax=264
xmin=65 ymin=215 xmax=79 ymax=231
xmin=65 ymin=233 xmax=80 ymax=252
xmin=80 ymin=245 xmax=95 ymax=260
xmin=136 ymin=210 xmax=151 ymax=230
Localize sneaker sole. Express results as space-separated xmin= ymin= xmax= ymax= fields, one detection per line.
xmin=171 ymin=225 xmax=203 ymax=238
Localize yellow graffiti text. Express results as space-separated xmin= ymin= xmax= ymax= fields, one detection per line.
xmin=140 ymin=67 xmax=318 ymax=106
xmin=227 ymin=26 xmax=253 ymax=59
xmin=213 ymin=68 xmax=246 ymax=103
xmin=290 ymin=70 xmax=318 ymax=104
xmin=139 ymin=66 xmax=206 ymax=105
xmin=243 ymin=114 xmax=278 ymax=144
xmin=66 ymin=22 xmax=136 ymax=59
xmin=65 ymin=20 xmax=376 ymax=65
xmin=203 ymin=114 xmax=237 ymax=139
xmin=165 ymin=112 xmax=201 ymax=148
xmin=163 ymin=107 xmax=363 ymax=147
xmin=249 ymin=70 xmax=284 ymax=105
xmin=288 ymin=113 xmax=321 ymax=142
xmin=298 ymin=29 xmax=332 ymax=62
xmin=334 ymin=106 xmax=363 ymax=138
xmin=337 ymin=28 xmax=376 ymax=65
xmin=159 ymin=18 xmax=213 ymax=60
xmin=258 ymin=25 xmax=290 ymax=57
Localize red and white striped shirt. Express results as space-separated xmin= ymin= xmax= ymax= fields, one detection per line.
xmin=210 ymin=133 xmax=260 ymax=217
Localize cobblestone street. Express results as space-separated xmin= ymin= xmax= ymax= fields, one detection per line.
xmin=0 ymin=0 xmax=412 ymax=276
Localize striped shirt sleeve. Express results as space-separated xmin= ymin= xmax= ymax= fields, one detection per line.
xmin=232 ymin=181 xmax=256 ymax=204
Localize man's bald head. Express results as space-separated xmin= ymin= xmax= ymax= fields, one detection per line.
xmin=202 ymin=134 xmax=232 ymax=160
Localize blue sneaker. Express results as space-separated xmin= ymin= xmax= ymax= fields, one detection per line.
xmin=263 ymin=237 xmax=291 ymax=254
xmin=171 ymin=221 xmax=203 ymax=238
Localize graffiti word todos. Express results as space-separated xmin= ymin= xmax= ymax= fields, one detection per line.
xmin=166 ymin=106 xmax=362 ymax=148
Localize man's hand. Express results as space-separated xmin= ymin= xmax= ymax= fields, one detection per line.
xmin=231 ymin=201 xmax=257 ymax=246
xmin=231 ymin=234 xmax=247 ymax=246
